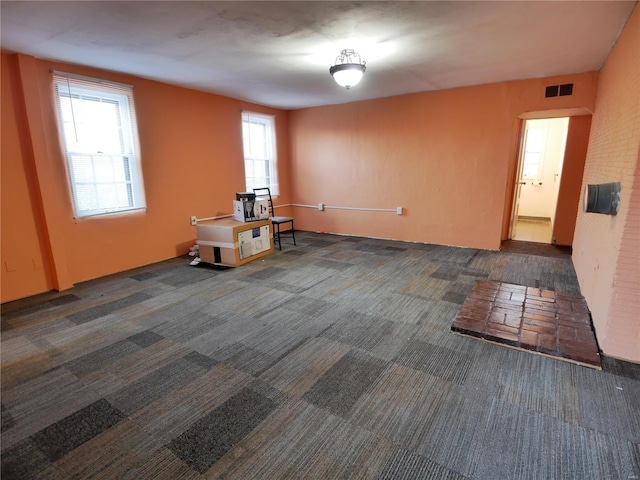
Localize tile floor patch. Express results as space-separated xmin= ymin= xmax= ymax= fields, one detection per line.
xmin=451 ymin=280 xmax=601 ymax=368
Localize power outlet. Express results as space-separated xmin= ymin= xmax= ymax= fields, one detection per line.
xmin=318 ymin=203 xmax=324 ymax=211
xmin=190 ymin=215 xmax=197 ymax=226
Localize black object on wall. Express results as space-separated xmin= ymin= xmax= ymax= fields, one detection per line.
xmin=559 ymin=83 xmax=574 ymax=96
xmin=545 ymin=85 xmax=559 ymax=98
xmin=585 ymin=182 xmax=621 ymax=215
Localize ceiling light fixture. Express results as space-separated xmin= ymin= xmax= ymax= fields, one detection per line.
xmin=329 ymin=49 xmax=366 ymax=89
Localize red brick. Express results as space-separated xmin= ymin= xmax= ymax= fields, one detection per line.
xmin=458 ymin=306 xmax=490 ymax=319
xmin=558 ymin=337 xmax=599 ymax=353
xmin=494 ymin=306 xmax=523 ymax=318
xmin=523 ymin=307 xmax=556 ymax=319
xmin=555 ymin=299 xmax=573 ymax=311
xmin=522 ymin=323 xmax=556 ymax=335
xmin=519 ymin=330 xmax=538 ymax=347
xmin=538 ymin=334 xmax=557 ymax=351
xmin=557 ymin=325 xmax=578 ymax=340
xmin=524 ymin=298 xmax=557 ymax=309
xmin=527 ymin=287 xmax=542 ymax=297
xmin=452 ymin=317 xmax=483 ymax=329
xmin=485 ymin=322 xmax=520 ymax=335
xmin=557 ymin=315 xmax=591 ymax=327
xmin=468 ymin=291 xmax=493 ymax=301
xmin=561 ymin=350 xmax=600 ymax=367
xmin=523 ymin=313 xmax=554 ymax=324
xmin=510 ymin=293 xmax=526 ymax=302
xmin=555 ymin=293 xmax=583 ymax=302
xmin=571 ymin=302 xmax=590 ymax=314
xmin=504 ymin=314 xmax=523 ymax=328
xmin=523 ymin=316 xmax=556 ymax=327
xmin=484 ymin=328 xmax=520 ymax=344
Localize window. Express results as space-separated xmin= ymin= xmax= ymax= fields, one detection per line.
xmin=241 ymin=112 xmax=278 ymax=195
xmin=53 ymin=72 xmax=145 ymax=218
xmin=522 ymin=125 xmax=546 ymax=179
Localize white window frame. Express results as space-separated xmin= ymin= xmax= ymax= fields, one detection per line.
xmin=53 ymin=72 xmax=146 ymax=218
xmin=522 ymin=124 xmax=547 ymax=181
xmin=241 ymin=111 xmax=278 ymax=195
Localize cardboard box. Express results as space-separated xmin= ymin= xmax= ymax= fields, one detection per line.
xmin=196 ymin=218 xmax=273 ymax=267
xmin=232 ymin=199 xmax=269 ymax=223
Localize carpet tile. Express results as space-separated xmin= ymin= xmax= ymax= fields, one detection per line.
xmin=378 ymin=447 xmax=466 ymax=480
xmin=156 ymin=266 xmax=218 ymax=287
xmin=31 ymin=399 xmax=126 ymax=462
xmin=64 ymin=338 xmax=142 ymax=377
xmin=349 ymin=363 xmax=452 ymax=446
xmin=168 ymin=387 xmax=276 ymax=473
xmin=131 ymin=271 xmax=160 ymax=281
xmin=1 ymin=232 xmax=638 ymax=479
xmin=47 ymin=294 xmax=81 ymax=306
xmin=1 ymin=438 xmax=51 ymax=480
xmin=303 ymin=351 xmax=387 ymax=417
xmin=66 ymin=291 xmax=152 ymax=324
xmin=182 ymin=351 xmax=218 ymax=370
xmin=106 ymin=357 xmax=206 ymax=415
xmin=127 ymin=329 xmax=165 ymax=347
xmin=395 ymin=340 xmax=473 ymax=385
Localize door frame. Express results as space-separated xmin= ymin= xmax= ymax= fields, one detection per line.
xmin=503 ymin=108 xmax=592 ymax=244
xmin=508 ymin=119 xmax=528 ymax=239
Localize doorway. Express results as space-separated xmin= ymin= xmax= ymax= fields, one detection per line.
xmin=510 ymin=117 xmax=569 ymax=244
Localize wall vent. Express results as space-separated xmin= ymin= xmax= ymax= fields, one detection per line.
xmin=559 ymin=83 xmax=574 ymax=96
xmin=545 ymin=83 xmax=574 ymax=98
xmin=545 ymin=85 xmax=559 ymax=98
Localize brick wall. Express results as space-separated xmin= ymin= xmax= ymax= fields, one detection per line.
xmin=572 ymin=5 xmax=640 ymax=362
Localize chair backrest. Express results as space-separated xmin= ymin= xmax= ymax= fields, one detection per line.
xmin=253 ymin=187 xmax=275 ymax=217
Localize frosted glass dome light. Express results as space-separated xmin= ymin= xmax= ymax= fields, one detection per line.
xmin=329 ymin=49 xmax=366 ymax=89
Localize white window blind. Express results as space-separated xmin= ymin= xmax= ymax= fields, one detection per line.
xmin=53 ymin=72 xmax=146 ymax=218
xmin=241 ymin=112 xmax=278 ymax=195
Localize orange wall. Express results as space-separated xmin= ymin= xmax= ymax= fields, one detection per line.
xmin=1 ymin=53 xmax=291 ymax=303
xmin=289 ymin=73 xmax=598 ymax=250
xmin=553 ymin=115 xmax=592 ymax=246
xmin=1 ymin=54 xmax=54 ymax=300
xmin=572 ymin=5 xmax=640 ymax=363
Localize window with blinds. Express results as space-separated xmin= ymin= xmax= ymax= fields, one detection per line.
xmin=241 ymin=112 xmax=278 ymax=195
xmin=53 ymin=72 xmax=146 ymax=218
xmin=522 ymin=125 xmax=546 ymax=180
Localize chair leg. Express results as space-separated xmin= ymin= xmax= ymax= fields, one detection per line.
xmin=276 ymin=224 xmax=282 ymax=250
xmin=291 ymin=221 xmax=296 ymax=246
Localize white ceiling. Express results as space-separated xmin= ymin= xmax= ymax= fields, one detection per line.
xmin=1 ymin=1 xmax=636 ymax=110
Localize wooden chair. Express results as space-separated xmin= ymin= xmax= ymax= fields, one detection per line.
xmin=253 ymin=187 xmax=296 ymax=250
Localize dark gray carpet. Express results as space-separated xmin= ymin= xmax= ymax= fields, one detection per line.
xmin=1 ymin=231 xmax=638 ymax=479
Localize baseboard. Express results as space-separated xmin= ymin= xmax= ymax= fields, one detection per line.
xmin=517 ymin=216 xmax=551 ymax=222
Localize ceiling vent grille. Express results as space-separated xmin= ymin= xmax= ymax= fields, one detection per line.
xmin=545 ymin=83 xmax=574 ymax=97
xmin=559 ymin=83 xmax=574 ymax=96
